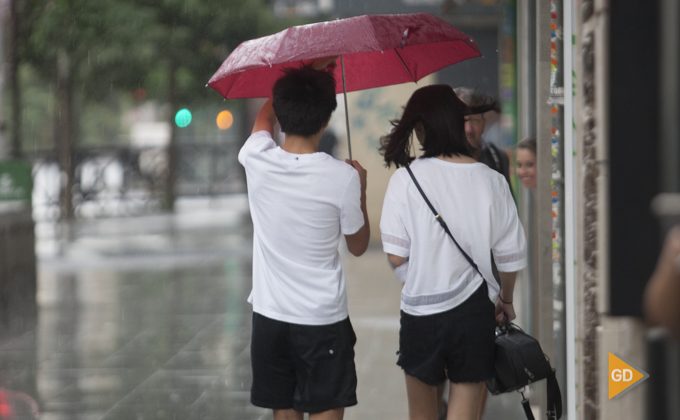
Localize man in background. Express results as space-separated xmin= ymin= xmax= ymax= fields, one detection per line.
xmin=454 ymin=87 xmax=512 ymax=191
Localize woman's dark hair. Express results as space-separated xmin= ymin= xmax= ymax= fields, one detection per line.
xmin=517 ymin=137 xmax=537 ymax=154
xmin=379 ymin=84 xmax=475 ymax=168
xmin=272 ymin=65 xmax=337 ymax=137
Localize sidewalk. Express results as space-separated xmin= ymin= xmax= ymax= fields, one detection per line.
xmin=0 ymin=195 xmax=529 ymax=419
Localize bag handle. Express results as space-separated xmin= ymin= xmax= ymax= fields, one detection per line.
xmin=404 ymin=165 xmax=483 ymax=279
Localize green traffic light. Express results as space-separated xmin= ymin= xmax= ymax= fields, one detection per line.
xmin=175 ymin=109 xmax=192 ymax=128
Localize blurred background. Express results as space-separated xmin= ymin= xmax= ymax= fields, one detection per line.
xmin=0 ymin=0 xmax=677 ymax=419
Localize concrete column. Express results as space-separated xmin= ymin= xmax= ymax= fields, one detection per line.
xmin=517 ymin=0 xmax=536 ymax=140
xmin=660 ymin=0 xmax=680 ymax=193
xmin=0 ymin=0 xmax=7 ymax=158
xmin=0 ymin=204 xmax=37 ymax=331
xmin=532 ymin=0 xmax=554 ymax=414
xmin=536 ymin=0 xmax=554 ymax=360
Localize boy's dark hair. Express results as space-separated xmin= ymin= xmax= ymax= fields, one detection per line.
xmin=272 ymin=66 xmax=337 ymax=137
xmin=379 ymin=84 xmax=475 ymax=168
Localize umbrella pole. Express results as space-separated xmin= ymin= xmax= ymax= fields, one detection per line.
xmin=341 ymin=55 xmax=352 ymax=162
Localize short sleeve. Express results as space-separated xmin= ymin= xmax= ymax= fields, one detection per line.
xmin=491 ymin=179 xmax=527 ymax=272
xmin=238 ymin=130 xmax=277 ymax=166
xmin=380 ymin=172 xmax=410 ymax=258
xmin=340 ymin=170 xmax=365 ymax=235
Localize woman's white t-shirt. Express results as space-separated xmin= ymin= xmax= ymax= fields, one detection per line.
xmin=238 ymin=131 xmax=365 ymax=325
xmin=380 ymin=157 xmax=527 ymax=316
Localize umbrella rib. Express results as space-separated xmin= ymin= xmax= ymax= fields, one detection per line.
xmin=271 ymin=28 xmax=292 ymax=67
xmin=393 ymin=48 xmax=416 ymax=82
xmin=222 ymin=74 xmax=237 ymax=98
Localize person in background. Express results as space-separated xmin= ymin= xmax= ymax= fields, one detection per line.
xmin=379 ymin=84 xmax=526 ymax=420
xmin=239 ymin=57 xmax=370 ymax=420
xmin=318 ymin=129 xmax=338 ymax=157
xmin=644 ymin=225 xmax=680 ymax=338
xmin=516 ymin=137 xmax=537 ymax=190
xmin=453 ymin=87 xmax=511 ymax=190
xmin=481 ymin=109 xmax=502 ymax=147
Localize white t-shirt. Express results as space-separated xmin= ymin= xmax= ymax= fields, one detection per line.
xmin=380 ymin=157 xmax=527 ymax=316
xmin=238 ymin=131 xmax=365 ymax=325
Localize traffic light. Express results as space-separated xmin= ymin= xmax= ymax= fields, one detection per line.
xmin=216 ymin=110 xmax=234 ymax=130
xmin=175 ymin=109 xmax=192 ymax=128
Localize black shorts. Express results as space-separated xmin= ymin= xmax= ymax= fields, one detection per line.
xmin=397 ymin=281 xmax=496 ymax=386
xmin=250 ymin=313 xmax=358 ymax=413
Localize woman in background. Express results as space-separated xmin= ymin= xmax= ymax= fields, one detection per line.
xmin=515 ymin=137 xmax=537 ymax=190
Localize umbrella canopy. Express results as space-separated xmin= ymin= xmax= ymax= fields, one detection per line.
xmin=208 ymin=13 xmax=481 ymax=99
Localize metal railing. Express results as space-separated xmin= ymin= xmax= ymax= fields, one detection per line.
xmin=28 ymin=138 xmax=245 ymax=221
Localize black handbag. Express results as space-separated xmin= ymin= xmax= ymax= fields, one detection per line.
xmin=486 ymin=319 xmax=562 ymax=420
xmin=405 ymin=165 xmax=562 ymax=420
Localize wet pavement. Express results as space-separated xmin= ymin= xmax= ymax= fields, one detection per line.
xmin=0 ymin=195 xmax=529 ymax=419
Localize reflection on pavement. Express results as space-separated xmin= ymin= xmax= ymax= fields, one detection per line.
xmin=0 ymin=196 xmax=528 ymax=419
xmin=0 ymin=387 xmax=39 ymax=419
xmin=1 ymin=196 xmax=264 ymax=419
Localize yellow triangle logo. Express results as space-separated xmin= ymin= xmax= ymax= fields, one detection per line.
xmin=608 ymin=352 xmax=649 ymax=399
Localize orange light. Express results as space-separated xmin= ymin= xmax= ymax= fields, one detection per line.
xmin=216 ymin=110 xmax=234 ymax=130
xmin=133 ymin=88 xmax=146 ymax=102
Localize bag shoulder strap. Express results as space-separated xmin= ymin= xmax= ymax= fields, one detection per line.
xmin=517 ymin=368 xmax=562 ymax=420
xmin=404 ymin=165 xmax=483 ymax=278
xmin=486 ymin=143 xmax=503 ymax=171
xmin=547 ymin=368 xmax=563 ymax=419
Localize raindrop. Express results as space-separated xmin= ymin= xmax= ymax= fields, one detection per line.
xmin=241 ymin=382 xmax=244 ymax=388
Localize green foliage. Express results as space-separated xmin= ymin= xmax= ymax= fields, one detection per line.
xmin=27 ymin=0 xmax=153 ymax=97
xmin=138 ymin=0 xmax=273 ymax=106
xmin=16 ymin=65 xmax=54 ymax=152
xmin=18 ymin=0 xmax=277 ymax=149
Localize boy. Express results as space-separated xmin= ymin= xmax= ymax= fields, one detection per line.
xmin=237 ymin=57 xmax=370 ymax=420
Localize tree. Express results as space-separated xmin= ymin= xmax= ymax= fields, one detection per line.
xmin=15 ymin=0 xmax=285 ymax=218
xmin=23 ymin=0 xmax=155 ymax=218
xmin=20 ymin=0 xmax=274 ymax=217
xmin=134 ymin=0 xmax=271 ymax=210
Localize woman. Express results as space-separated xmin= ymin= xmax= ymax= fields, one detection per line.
xmin=379 ymin=85 xmax=527 ymax=420
xmin=516 ymin=137 xmax=537 ymax=190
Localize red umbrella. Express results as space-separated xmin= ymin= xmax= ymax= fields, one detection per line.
xmin=207 ymin=13 xmax=481 ymax=158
